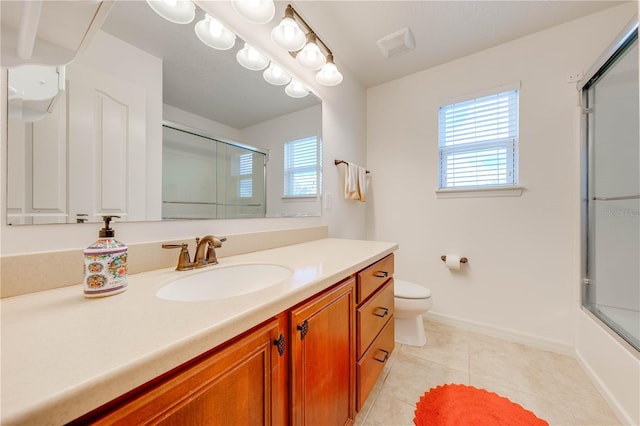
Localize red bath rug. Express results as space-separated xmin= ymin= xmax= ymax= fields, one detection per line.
xmin=414 ymin=384 xmax=549 ymax=426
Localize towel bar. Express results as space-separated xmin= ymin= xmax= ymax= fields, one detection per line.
xmin=334 ymin=159 xmax=370 ymax=173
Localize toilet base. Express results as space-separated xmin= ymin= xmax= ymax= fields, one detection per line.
xmin=394 ymin=315 xmax=426 ymax=347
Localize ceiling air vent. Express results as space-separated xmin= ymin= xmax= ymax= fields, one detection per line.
xmin=377 ymin=27 xmax=415 ymax=58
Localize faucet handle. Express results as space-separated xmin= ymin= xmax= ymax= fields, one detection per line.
xmin=212 ymin=236 xmax=227 ymax=248
xmin=162 ymin=243 xmax=193 ymax=271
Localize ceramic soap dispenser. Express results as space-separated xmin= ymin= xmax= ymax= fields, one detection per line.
xmin=83 ymin=215 xmax=128 ymax=298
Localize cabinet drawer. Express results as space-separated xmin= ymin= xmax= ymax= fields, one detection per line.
xmin=357 ymin=279 xmax=394 ymax=358
xmin=356 ymin=318 xmax=394 ymax=412
xmin=357 ymin=254 xmax=394 ymax=303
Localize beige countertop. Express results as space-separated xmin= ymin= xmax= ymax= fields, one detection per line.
xmin=1 ymin=238 xmax=397 ymax=425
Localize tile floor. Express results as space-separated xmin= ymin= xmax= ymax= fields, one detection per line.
xmin=355 ymin=319 xmax=621 ymax=426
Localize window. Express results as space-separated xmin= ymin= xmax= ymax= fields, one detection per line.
xmin=438 ymin=88 xmax=519 ymax=189
xmin=235 ymin=153 xmax=253 ymax=198
xmin=284 ymin=136 xmax=321 ymax=197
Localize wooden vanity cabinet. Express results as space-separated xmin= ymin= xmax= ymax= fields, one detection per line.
xmin=70 ymin=255 xmax=394 ymax=425
xmin=290 ymin=277 xmax=356 ymax=426
xmin=355 ymin=254 xmax=395 ymax=411
xmin=76 ymin=314 xmax=288 ymax=426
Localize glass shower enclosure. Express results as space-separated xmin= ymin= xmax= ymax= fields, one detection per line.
xmin=581 ymin=21 xmax=639 ymax=351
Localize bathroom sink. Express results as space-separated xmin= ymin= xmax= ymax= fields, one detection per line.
xmin=156 ymin=264 xmax=292 ymax=302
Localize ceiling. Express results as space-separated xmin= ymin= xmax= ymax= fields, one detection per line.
xmin=292 ymin=1 xmax=626 ymax=88
xmin=100 ymin=1 xmax=320 ymax=129
xmin=2 ymin=0 xmax=626 ymax=128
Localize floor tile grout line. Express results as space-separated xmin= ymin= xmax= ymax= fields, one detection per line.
xmin=399 ymin=349 xmax=470 ymax=377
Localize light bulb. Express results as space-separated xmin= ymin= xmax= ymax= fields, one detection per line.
xmin=195 ymin=14 xmax=236 ymax=50
xmin=236 ymin=43 xmax=269 ymax=71
xmin=285 ymin=79 xmax=309 ymax=98
xmin=315 ymin=54 xmax=343 ymax=86
xmin=270 ymin=7 xmax=306 ymax=51
xmin=208 ymin=17 xmax=223 ymax=38
xmin=296 ymin=35 xmax=326 ymax=70
xmin=248 ymin=47 xmax=259 ymax=62
xmin=271 ymin=18 xmax=305 ymax=51
xmin=263 ymin=63 xmax=291 ymax=86
xmin=231 ymin=0 xmax=275 ymax=24
xmin=146 ymin=0 xmax=195 ymax=24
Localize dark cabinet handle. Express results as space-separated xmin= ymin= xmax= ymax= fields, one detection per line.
xmin=373 ymin=307 xmax=389 ymax=318
xmin=274 ymin=333 xmax=286 ymax=356
xmin=374 ymin=349 xmax=390 ymax=363
xmin=374 ymin=271 xmax=388 ymax=278
xmin=297 ymin=320 xmax=309 ymax=340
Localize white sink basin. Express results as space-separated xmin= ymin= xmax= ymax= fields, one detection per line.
xmin=156 ymin=264 xmax=292 ymax=302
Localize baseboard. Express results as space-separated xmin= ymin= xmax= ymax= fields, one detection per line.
xmin=574 ymin=348 xmax=635 ymax=425
xmin=425 ymin=311 xmax=575 ymax=357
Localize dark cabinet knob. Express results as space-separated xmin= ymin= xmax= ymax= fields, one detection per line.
xmin=274 ymin=333 xmax=286 ymax=356
xmin=297 ymin=320 xmax=309 ymax=340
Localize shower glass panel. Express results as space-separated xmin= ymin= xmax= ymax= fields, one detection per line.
xmin=582 ymin=26 xmax=639 ymax=351
xmin=161 ymin=124 xmax=267 ymax=220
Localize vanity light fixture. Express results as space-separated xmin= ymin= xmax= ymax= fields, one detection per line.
xmin=231 ymin=0 xmax=275 ymax=24
xmin=146 ymin=0 xmax=195 ymax=24
xmin=271 ymin=4 xmax=343 ymax=86
xmin=271 ymin=5 xmax=306 ymax=51
xmin=195 ymin=14 xmax=236 ymax=50
xmin=285 ymin=78 xmax=309 ymax=98
xmin=236 ymin=43 xmax=270 ymax=71
xmin=315 ymin=53 xmax=343 ymax=86
xmin=263 ymin=62 xmax=292 ymax=86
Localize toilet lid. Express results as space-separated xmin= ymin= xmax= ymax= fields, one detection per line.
xmin=395 ymin=279 xmax=431 ymax=299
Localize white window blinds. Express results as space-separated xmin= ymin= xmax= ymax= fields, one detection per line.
xmin=438 ymin=89 xmax=519 ymax=189
xmin=284 ymin=136 xmax=320 ymax=197
xmin=237 ymin=153 xmax=253 ymax=198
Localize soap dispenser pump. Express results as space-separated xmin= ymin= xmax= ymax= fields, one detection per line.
xmin=83 ymin=215 xmax=128 ymax=298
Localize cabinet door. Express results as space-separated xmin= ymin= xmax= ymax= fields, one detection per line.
xmin=290 ymin=278 xmax=355 ymax=426
xmin=88 ymin=316 xmax=287 ymax=425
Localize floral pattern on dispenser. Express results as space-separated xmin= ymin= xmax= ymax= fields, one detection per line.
xmin=83 ymin=218 xmax=128 ymax=298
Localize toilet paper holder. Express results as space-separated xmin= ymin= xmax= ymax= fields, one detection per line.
xmin=441 ymin=255 xmax=468 ymax=264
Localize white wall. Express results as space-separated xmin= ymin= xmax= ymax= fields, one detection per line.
xmin=242 ymin=105 xmax=322 ymax=217
xmin=164 ymin=103 xmax=242 ymax=143
xmin=366 ymin=4 xmax=636 ymax=347
xmin=0 ymin=2 xmax=367 ymax=255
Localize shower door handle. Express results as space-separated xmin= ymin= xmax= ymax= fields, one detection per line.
xmin=592 ymin=194 xmax=640 ymax=201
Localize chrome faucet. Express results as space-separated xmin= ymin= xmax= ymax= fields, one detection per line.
xmin=162 ymin=235 xmax=226 ymax=271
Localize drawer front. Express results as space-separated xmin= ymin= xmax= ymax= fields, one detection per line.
xmin=356 ymin=318 xmax=394 ymax=412
xmin=357 ymin=254 xmax=394 ymax=303
xmin=356 ymin=279 xmax=394 ymax=358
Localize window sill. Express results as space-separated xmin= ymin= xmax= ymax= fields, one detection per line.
xmin=435 ymin=186 xmax=524 ymax=199
xmin=281 ymin=195 xmax=321 ymax=200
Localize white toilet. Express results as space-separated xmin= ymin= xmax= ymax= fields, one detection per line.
xmin=394 ymin=279 xmax=432 ymax=347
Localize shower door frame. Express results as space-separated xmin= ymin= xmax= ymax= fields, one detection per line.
xmin=579 ymin=18 xmax=639 ymax=353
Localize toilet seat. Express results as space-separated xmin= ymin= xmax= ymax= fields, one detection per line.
xmin=395 ymin=279 xmax=431 ymax=299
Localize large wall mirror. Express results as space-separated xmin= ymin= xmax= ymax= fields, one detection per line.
xmin=5 ymin=1 xmax=322 ymax=225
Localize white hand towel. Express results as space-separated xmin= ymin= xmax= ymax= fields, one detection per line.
xmin=356 ymin=166 xmax=366 ymax=202
xmin=347 ymin=162 xmax=358 ymax=193
xmin=344 ymin=162 xmax=367 ymax=202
